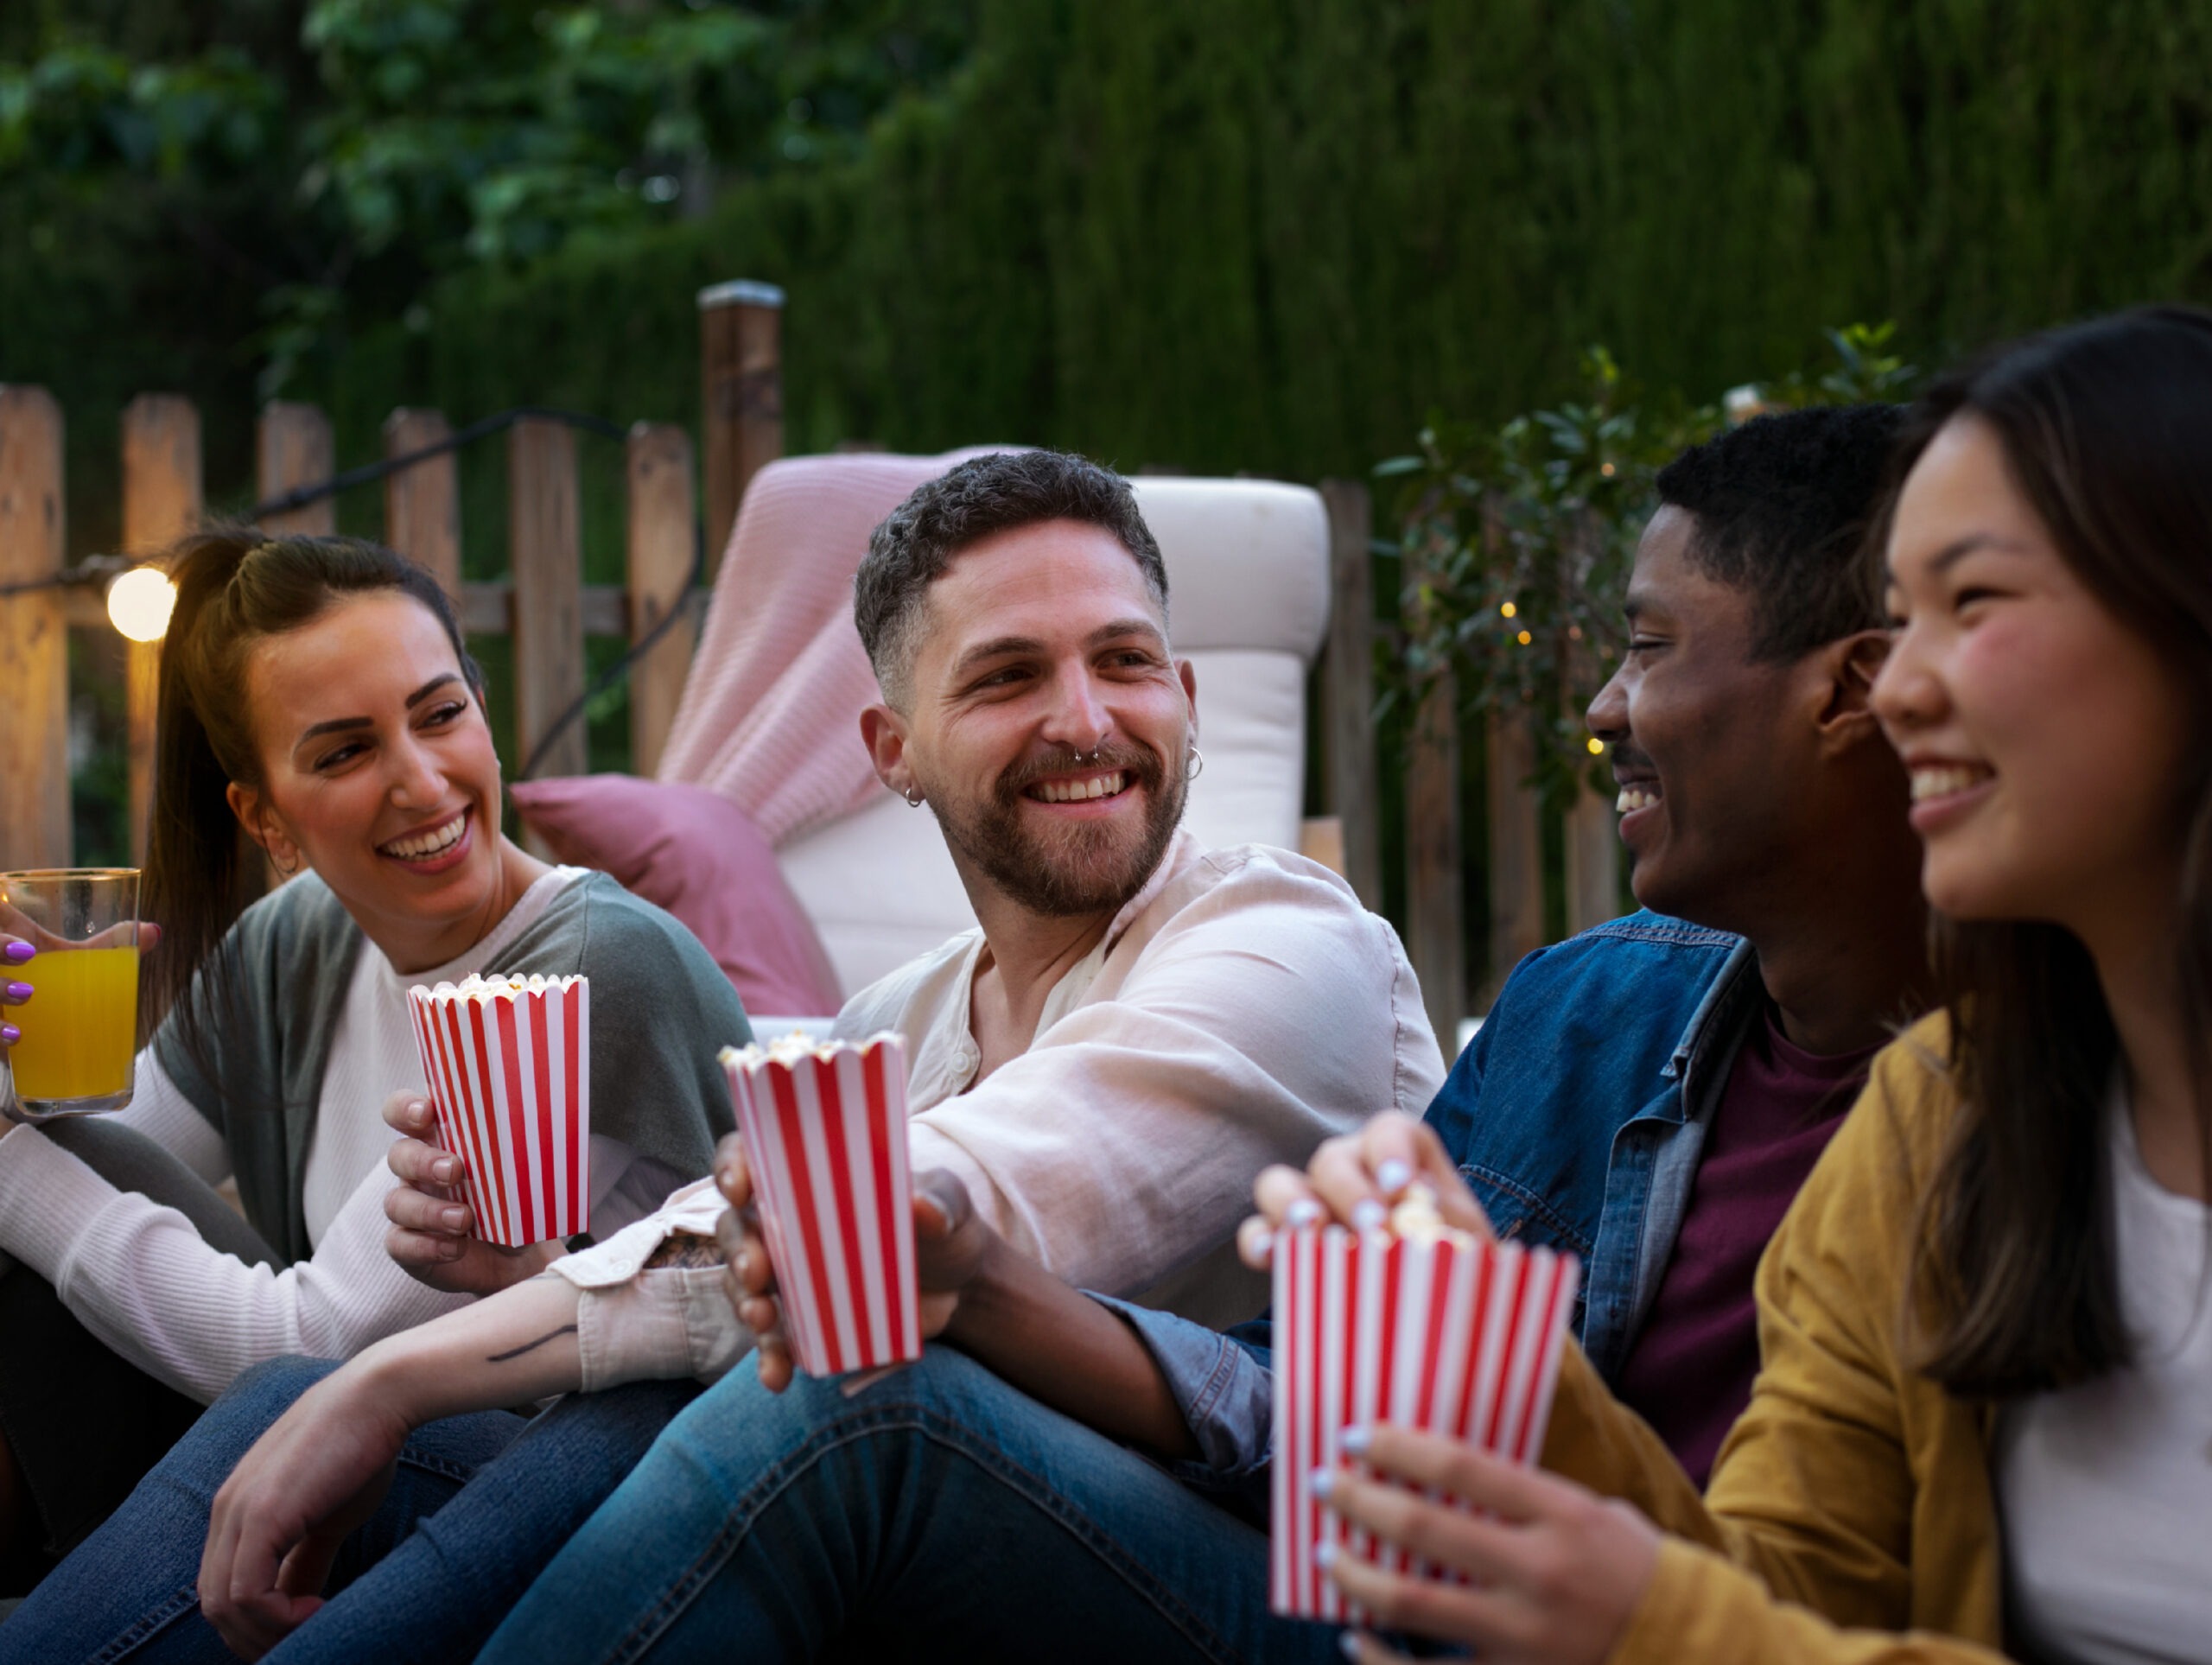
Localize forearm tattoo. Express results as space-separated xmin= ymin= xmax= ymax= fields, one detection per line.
xmin=644 ymin=1230 xmax=724 ymax=1271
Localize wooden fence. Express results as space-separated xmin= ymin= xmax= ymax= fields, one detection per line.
xmin=0 ymin=277 xmax=1609 ymax=1032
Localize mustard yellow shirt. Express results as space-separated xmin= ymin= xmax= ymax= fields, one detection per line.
xmin=1542 ymin=1012 xmax=2016 ymax=1663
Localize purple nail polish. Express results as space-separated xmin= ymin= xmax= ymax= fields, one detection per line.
xmin=1 ymin=1025 xmax=18 ymax=1045
xmin=5 ymin=982 xmax=30 ymax=1001
xmin=1340 ymin=1425 xmax=1370 ymax=1456
xmin=3 ymin=941 xmax=32 ymax=964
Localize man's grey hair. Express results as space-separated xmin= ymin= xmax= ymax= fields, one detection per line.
xmin=853 ymin=450 xmax=1170 ymax=709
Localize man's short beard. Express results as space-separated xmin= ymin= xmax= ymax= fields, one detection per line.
xmin=927 ymin=740 xmax=1188 ymax=918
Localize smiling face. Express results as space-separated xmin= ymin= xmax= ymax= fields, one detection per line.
xmin=865 ymin=518 xmax=1197 ymax=920
xmin=1585 ymin=505 xmax=1835 ymax=928
xmin=227 ymin=590 xmax=511 ymax=963
xmin=1873 ymin=414 xmax=2192 ymax=931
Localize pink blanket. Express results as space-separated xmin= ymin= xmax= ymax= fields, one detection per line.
xmin=653 ymin=449 xmax=1012 ymax=845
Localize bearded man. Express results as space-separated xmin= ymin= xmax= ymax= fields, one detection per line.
xmin=10 ymin=450 xmax=1446 ymax=1663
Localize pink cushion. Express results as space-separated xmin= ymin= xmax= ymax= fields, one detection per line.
xmin=509 ymin=775 xmax=842 ymax=1016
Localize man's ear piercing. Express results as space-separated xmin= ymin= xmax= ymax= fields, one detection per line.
xmin=904 ymin=786 xmax=925 ymax=808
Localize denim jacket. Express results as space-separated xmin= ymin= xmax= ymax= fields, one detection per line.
xmin=1097 ymin=910 xmax=1764 ymax=1492
xmin=1422 ymin=910 xmax=1760 ymax=1378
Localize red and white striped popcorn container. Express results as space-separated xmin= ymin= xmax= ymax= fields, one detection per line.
xmin=720 ymin=1032 xmax=922 ymax=1378
xmin=1269 ymin=1215 xmax=1581 ymax=1622
xmin=405 ymin=973 xmax=591 ymax=1250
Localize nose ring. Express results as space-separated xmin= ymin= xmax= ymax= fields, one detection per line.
xmin=1076 ymin=747 xmax=1101 ymax=766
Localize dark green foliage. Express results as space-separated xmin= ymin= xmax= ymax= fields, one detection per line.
xmin=306 ymin=0 xmax=2212 ymax=509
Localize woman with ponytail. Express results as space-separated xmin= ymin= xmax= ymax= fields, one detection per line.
xmin=0 ymin=530 xmax=747 ymax=1585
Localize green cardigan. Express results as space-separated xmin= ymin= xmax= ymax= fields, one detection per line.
xmin=152 ymin=870 xmax=751 ymax=1265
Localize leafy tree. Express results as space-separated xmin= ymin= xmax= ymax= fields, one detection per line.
xmin=0 ymin=0 xmax=975 ymax=391
xmin=1376 ymin=326 xmax=1920 ymax=810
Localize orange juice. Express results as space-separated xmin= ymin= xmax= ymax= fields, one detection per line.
xmin=10 ymin=947 xmax=138 ymax=1103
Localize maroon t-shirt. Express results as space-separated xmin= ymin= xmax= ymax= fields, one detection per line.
xmin=1613 ymin=1007 xmax=1880 ymax=1486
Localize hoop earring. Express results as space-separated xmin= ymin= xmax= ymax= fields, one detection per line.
xmin=1185 ymin=747 xmax=1205 ymax=782
xmin=904 ymin=786 xmax=925 ymax=808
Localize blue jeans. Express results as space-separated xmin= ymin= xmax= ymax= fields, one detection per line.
xmin=480 ymin=1347 xmax=1343 ymax=1664
xmin=0 ymin=1357 xmax=698 ymax=1664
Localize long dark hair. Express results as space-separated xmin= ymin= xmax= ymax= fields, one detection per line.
xmin=142 ymin=528 xmax=484 ymax=1043
xmin=1886 ymin=307 xmax=2212 ymax=1398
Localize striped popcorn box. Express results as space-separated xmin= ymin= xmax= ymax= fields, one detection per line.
xmin=720 ymin=1033 xmax=922 ymax=1378
xmin=405 ymin=974 xmax=591 ymax=1250
xmin=1269 ymin=1199 xmax=1581 ymax=1622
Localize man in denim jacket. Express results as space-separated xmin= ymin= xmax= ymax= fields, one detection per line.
xmin=478 ymin=406 xmax=1936 ymax=1661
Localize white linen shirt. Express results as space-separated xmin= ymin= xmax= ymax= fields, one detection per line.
xmin=553 ymin=832 xmax=1445 ymax=1389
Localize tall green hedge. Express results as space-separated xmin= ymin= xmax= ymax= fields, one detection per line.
xmin=314 ymin=0 xmax=2212 ymax=514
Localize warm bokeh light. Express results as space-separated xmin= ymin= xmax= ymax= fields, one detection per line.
xmin=1586 ymin=736 xmax=1605 ymax=754
xmin=106 ymin=567 xmax=176 ymax=643
xmin=1516 ymin=629 xmax=1533 ymax=645
xmin=1500 ymin=601 xmax=1517 ymax=619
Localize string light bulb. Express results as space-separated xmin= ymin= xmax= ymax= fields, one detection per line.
xmin=106 ymin=567 xmax=177 ymax=644
xmin=1586 ymin=737 xmax=1605 ymax=755
xmin=1516 ymin=629 xmax=1533 ymax=646
xmin=1500 ymin=601 xmax=1517 ymax=619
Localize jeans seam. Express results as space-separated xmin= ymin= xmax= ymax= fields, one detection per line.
xmin=601 ymin=1401 xmax=1249 ymax=1665
xmin=87 ymin=1583 xmax=200 ymax=1663
xmin=1181 ymin=1335 xmax=1241 ymax=1427
xmin=395 ymin=1446 xmax=478 ymax=1485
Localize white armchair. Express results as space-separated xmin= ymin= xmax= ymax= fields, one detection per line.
xmin=654 ymin=455 xmax=1332 ymax=1006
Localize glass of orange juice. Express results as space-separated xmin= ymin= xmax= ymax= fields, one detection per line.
xmin=1 ymin=869 xmax=141 ymax=1121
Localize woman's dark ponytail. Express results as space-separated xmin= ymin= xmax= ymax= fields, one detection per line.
xmin=141 ymin=532 xmax=265 ymax=1039
xmin=139 ymin=527 xmax=483 ymax=1046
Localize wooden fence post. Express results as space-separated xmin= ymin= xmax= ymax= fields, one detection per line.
xmin=1402 ymin=531 xmax=1466 ymax=1042
xmin=1484 ymin=711 xmax=1547 ymax=995
xmin=384 ymin=409 xmax=461 ymax=601
xmin=1319 ymin=479 xmax=1382 ymax=911
xmin=121 ymin=396 xmax=204 ymax=865
xmin=0 ymin=388 xmax=70 ymax=869
xmin=257 ymin=403 xmax=335 ymax=537
xmin=697 ymin=280 xmax=784 ymax=576
xmin=1564 ymin=778 xmax=1621 ymax=935
xmin=625 ymin=423 xmax=696 ymax=778
xmin=509 ymin=417 xmax=585 ymax=797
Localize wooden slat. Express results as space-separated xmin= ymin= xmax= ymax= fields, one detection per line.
xmin=1402 ymin=528 xmax=1466 ymax=1041
xmin=626 ymin=423 xmax=696 ymax=778
xmin=1405 ymin=673 xmax=1465 ymax=1043
xmin=697 ymin=280 xmax=784 ymax=576
xmin=383 ymin=408 xmax=461 ymax=601
xmin=0 ymin=387 xmax=70 ymax=869
xmin=121 ymin=395 xmax=203 ymax=867
xmin=461 ymin=581 xmax=624 ymax=637
xmin=256 ymin=403 xmax=335 ymax=537
xmin=508 ymin=417 xmax=586 ymax=791
xmin=1484 ymin=710 xmax=1547 ymax=995
xmin=1319 ymin=479 xmax=1382 ymax=910
xmin=1564 ymin=778 xmax=1621 ymax=934
xmin=1298 ymin=815 xmax=1347 ymax=878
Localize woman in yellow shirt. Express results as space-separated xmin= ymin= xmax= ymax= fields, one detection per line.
xmin=1257 ymin=305 xmax=2212 ymax=1665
